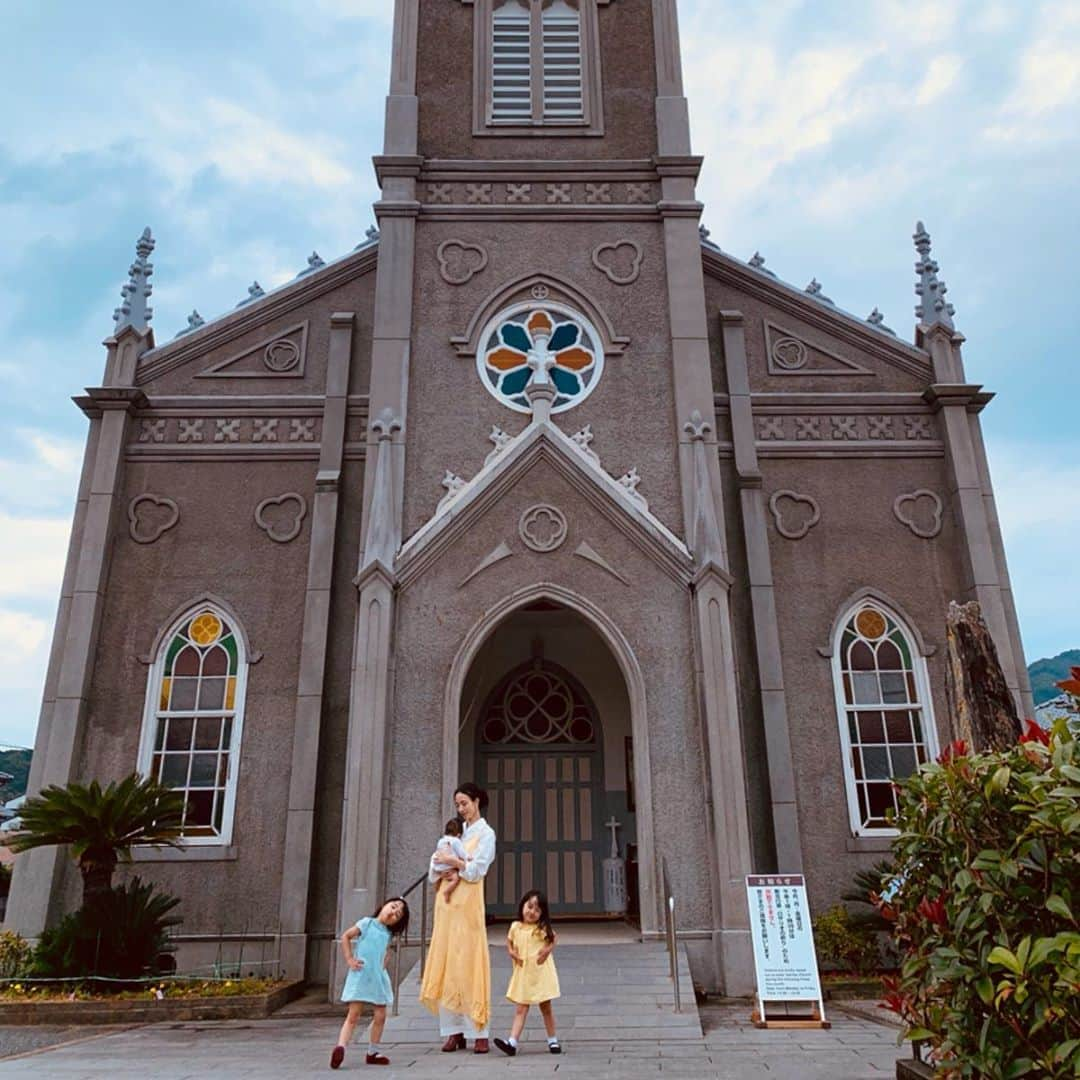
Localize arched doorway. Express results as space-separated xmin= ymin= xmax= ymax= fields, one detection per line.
xmin=476 ymin=658 xmax=604 ymax=916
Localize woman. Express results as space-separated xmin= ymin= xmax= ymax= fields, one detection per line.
xmin=419 ymin=782 xmax=497 ymax=1053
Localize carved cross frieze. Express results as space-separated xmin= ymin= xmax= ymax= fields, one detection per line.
xmin=214 ymin=418 xmax=241 ymax=443
xmin=794 ymin=417 xmax=821 ymax=440
xmin=831 ymin=416 xmax=859 ymax=440
xmin=139 ymin=419 xmax=167 ymax=443
xmin=428 ymin=183 xmax=453 ymax=204
xmin=465 ymin=183 xmax=493 ymax=204
xmin=585 ymin=182 xmax=612 ymax=204
xmin=506 ymin=183 xmax=532 ymax=203
xmin=178 ymin=419 xmax=204 ymax=443
xmin=757 ymin=416 xmax=785 ymax=441
xmin=253 ymin=418 xmax=279 ymax=442
xmin=867 ymin=416 xmax=894 ymax=439
xmin=625 ymin=182 xmax=652 ymax=204
xmin=545 ymin=183 xmax=572 ymax=204
xmin=903 ymin=416 xmax=933 ymax=440
xmin=289 ymin=418 xmax=316 ymax=442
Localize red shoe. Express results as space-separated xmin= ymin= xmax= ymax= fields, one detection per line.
xmin=365 ymin=1052 xmax=390 ymax=1065
xmin=442 ymin=1033 xmax=466 ymax=1052
xmin=474 ymin=1038 xmax=490 ymax=1054
xmin=330 ymin=1045 xmax=345 ymax=1069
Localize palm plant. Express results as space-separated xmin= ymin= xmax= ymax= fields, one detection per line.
xmin=9 ymin=774 xmax=185 ymax=905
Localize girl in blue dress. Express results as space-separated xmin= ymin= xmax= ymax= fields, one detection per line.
xmin=330 ymin=897 xmax=410 ymax=1068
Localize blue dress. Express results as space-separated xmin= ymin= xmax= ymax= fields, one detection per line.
xmin=341 ymin=917 xmax=395 ymax=1005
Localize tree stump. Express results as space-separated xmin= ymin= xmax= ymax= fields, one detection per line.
xmin=945 ymin=601 xmax=1021 ymax=752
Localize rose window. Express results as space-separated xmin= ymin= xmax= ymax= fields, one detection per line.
xmin=478 ymin=303 xmax=603 ymax=413
xmin=480 ymin=664 xmax=597 ymax=745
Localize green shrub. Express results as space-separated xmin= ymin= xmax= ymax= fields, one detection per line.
xmin=812 ymin=904 xmax=881 ymax=975
xmin=0 ymin=929 xmax=32 ymax=979
xmin=31 ymin=877 xmax=181 ymax=983
xmin=881 ymin=720 xmax=1080 ymax=1078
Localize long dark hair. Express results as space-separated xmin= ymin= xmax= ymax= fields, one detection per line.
xmin=518 ymin=889 xmax=555 ymax=944
xmin=454 ymin=782 xmax=488 ymax=816
xmin=372 ymin=896 xmax=410 ymax=938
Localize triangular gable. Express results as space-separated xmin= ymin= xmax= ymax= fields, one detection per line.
xmin=763 ymin=319 xmax=872 ymax=377
xmin=196 ymin=321 xmax=309 ymax=379
xmin=396 ymin=419 xmax=692 ymax=588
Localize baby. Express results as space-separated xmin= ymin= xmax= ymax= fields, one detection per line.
xmin=432 ymin=818 xmax=468 ymax=902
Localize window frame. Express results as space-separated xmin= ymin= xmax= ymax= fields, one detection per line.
xmin=471 ymin=0 xmax=606 ymax=137
xmin=829 ymin=599 xmax=939 ymax=837
xmin=136 ymin=603 xmax=250 ymax=848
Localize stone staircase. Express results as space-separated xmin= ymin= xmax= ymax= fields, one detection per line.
xmin=388 ymin=939 xmax=702 ymax=1045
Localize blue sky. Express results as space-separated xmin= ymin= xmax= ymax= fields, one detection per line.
xmin=0 ymin=0 xmax=1076 ymax=748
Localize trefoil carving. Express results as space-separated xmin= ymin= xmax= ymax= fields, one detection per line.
xmin=893 ymin=490 xmax=944 ymax=539
xmin=128 ymin=494 xmax=180 ymax=545
xmin=592 ymin=240 xmax=643 ymax=286
xmin=255 ymin=493 xmax=308 ymax=544
xmin=769 ymin=490 xmax=821 ymax=540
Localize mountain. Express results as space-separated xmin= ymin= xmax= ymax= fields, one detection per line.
xmin=1028 ymin=650 xmax=1080 ymax=705
xmin=0 ymin=748 xmax=31 ymax=802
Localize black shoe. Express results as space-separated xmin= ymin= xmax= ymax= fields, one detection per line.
xmin=548 ymin=1040 xmax=562 ymax=1054
xmin=493 ymin=1038 xmax=517 ymax=1057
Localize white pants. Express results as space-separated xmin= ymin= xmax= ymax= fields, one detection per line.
xmin=438 ymin=1005 xmax=489 ymax=1039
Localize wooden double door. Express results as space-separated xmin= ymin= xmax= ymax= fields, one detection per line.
xmin=480 ymin=747 xmax=604 ymax=916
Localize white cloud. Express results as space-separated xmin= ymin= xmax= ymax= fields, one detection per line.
xmin=0 ymin=513 xmax=70 ymax=600
xmin=915 ymin=54 xmax=962 ymax=105
xmin=0 ymin=431 xmax=82 ymax=517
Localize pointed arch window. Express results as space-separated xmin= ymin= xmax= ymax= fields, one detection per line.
xmin=830 ymin=601 xmax=938 ymax=835
xmin=138 ymin=606 xmax=249 ymax=845
xmin=476 ymin=0 xmax=604 ymax=136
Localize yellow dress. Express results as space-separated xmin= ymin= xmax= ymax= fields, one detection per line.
xmin=419 ymin=826 xmax=492 ymax=1031
xmin=506 ymin=921 xmax=561 ymax=1005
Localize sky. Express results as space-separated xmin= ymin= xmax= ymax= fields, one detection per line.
xmin=0 ymin=0 xmax=1076 ymax=749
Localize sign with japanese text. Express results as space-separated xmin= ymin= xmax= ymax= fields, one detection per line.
xmin=745 ymin=874 xmax=824 ymax=1011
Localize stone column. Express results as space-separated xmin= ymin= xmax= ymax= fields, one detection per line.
xmin=6 ymin=329 xmax=148 ymax=935
xmin=652 ymin=0 xmax=756 ymax=995
xmin=277 ymin=313 xmax=354 ymax=979
xmin=720 ymin=311 xmax=804 ymax=874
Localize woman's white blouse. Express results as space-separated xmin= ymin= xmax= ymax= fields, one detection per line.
xmin=428 ymin=817 xmax=496 ymax=884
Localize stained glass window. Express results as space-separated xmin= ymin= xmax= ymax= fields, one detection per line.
xmin=478 ymin=304 xmax=603 ymax=413
xmin=141 ymin=608 xmax=246 ymax=843
xmin=833 ymin=603 xmax=936 ymax=833
xmin=480 ymin=663 xmax=597 ymax=745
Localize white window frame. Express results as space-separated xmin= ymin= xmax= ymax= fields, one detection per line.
xmin=136 ymin=603 xmax=249 ymax=848
xmin=470 ymin=0 xmax=606 ymax=137
xmin=829 ymin=599 xmax=938 ymax=837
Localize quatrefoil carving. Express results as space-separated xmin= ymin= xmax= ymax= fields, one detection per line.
xmin=591 ymin=240 xmax=643 ymax=286
xmin=437 ymin=239 xmax=489 ymax=286
xmin=768 ymin=490 xmax=821 ymax=540
xmin=255 ymin=493 xmax=308 ymax=543
xmin=128 ymin=495 xmax=180 ymax=545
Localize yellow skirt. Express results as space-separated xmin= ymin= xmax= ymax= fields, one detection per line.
xmin=419 ymin=877 xmax=491 ymax=1031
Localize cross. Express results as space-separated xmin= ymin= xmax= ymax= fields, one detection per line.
xmin=604 ymin=816 xmax=622 ymax=860
xmin=526 ymin=334 xmax=557 ymax=388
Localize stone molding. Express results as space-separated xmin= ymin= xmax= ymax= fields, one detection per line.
xmin=763 ymin=319 xmax=873 ymax=377
xmin=254 ymin=492 xmax=308 ymax=543
xmin=518 ymin=503 xmax=568 ymax=552
xmin=816 ymin=587 xmax=937 ymax=659
xmin=451 ymin=271 xmax=629 ymax=359
xmin=592 ymin=240 xmax=643 ymax=285
xmin=135 ymin=246 xmax=377 ymax=385
xmin=196 ymin=322 xmax=309 ymax=379
xmin=436 ymin=239 xmax=489 ymax=285
xmin=753 ymin=412 xmax=938 ymax=443
xmin=893 ymin=489 xmax=944 ymax=539
xmin=704 ymin=249 xmax=931 ymax=379
xmin=458 ymin=541 xmax=514 ymax=588
xmin=137 ymin=592 xmax=264 ymax=665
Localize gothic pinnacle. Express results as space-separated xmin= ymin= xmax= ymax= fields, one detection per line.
xmin=112 ymin=226 xmax=155 ymax=334
xmin=913 ymin=220 xmax=956 ymax=330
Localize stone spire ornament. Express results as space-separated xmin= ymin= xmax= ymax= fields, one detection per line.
xmin=296 ymin=251 xmax=325 ymax=278
xmin=913 ymin=221 xmax=956 ymax=330
xmin=237 ymin=281 xmax=265 ymax=307
xmin=748 ymin=251 xmax=776 ymax=278
xmin=113 ymin=227 xmax=155 ymax=333
xmin=805 ymin=278 xmax=834 ymax=305
xmin=175 ymin=310 xmax=205 ymax=337
xmin=867 ymin=308 xmax=896 ymax=336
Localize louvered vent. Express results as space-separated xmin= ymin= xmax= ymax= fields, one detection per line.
xmin=492 ymin=0 xmax=533 ymax=122
xmin=542 ymin=0 xmax=583 ymax=121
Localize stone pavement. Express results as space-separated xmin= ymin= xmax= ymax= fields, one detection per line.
xmin=0 ymin=942 xmax=904 ymax=1077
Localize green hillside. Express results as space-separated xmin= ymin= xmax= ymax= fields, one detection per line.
xmin=1029 ymin=649 xmax=1080 ymax=705
xmin=0 ymin=748 xmax=31 ymax=801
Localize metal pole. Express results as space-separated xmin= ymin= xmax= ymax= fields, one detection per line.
xmin=669 ymin=897 xmax=681 ymax=1013
xmin=392 ymin=932 xmax=402 ymax=1017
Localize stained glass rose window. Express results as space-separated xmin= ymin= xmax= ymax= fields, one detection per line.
xmin=477 ymin=304 xmax=603 ymax=413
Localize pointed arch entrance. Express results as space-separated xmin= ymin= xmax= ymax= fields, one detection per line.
xmin=444 ymin=584 xmax=659 ymax=931
xmin=476 ymin=657 xmax=604 ymax=915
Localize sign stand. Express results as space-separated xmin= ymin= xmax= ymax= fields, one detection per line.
xmin=745 ymin=874 xmax=830 ymax=1030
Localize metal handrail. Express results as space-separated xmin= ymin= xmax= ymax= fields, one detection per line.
xmin=660 ymin=856 xmax=682 ymax=1013
xmin=391 ymin=871 xmax=430 ymax=1017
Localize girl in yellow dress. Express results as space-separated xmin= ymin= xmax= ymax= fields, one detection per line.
xmin=493 ymin=890 xmax=562 ymax=1056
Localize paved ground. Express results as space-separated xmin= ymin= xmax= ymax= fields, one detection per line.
xmin=0 ymin=941 xmax=905 ymax=1077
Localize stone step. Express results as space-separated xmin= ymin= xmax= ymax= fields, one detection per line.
xmin=388 ymin=941 xmax=702 ymax=1043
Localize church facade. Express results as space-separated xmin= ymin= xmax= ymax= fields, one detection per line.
xmin=7 ymin=0 xmax=1032 ymax=995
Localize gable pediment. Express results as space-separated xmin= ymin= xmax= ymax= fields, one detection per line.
xmin=395 ymin=419 xmax=692 ymax=588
